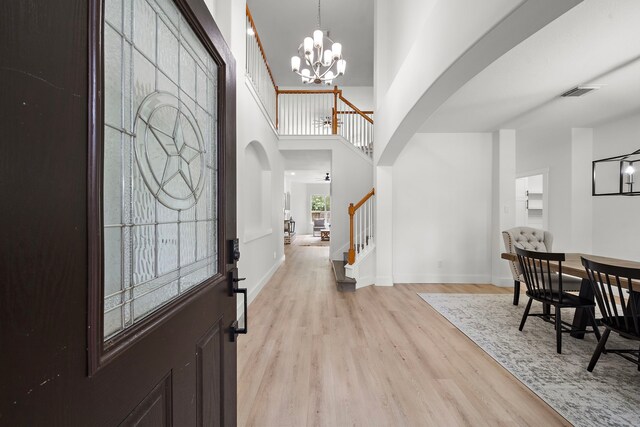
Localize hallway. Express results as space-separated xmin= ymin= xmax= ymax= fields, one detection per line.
xmin=237 ymin=240 xmax=569 ymax=426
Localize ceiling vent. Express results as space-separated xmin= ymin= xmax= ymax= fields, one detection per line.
xmin=561 ymin=86 xmax=600 ymax=97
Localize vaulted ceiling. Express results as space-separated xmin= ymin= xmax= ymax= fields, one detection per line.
xmin=247 ymin=0 xmax=374 ymax=87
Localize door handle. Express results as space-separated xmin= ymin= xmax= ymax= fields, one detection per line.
xmin=230 ymin=287 xmax=247 ymax=342
xmin=228 ymin=270 xmax=247 ymax=342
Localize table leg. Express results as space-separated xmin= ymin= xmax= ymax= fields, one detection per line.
xmin=570 ymin=278 xmax=594 ymax=339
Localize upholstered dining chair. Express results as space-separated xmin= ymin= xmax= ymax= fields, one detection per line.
xmin=582 ymin=257 xmax=640 ymax=372
xmin=502 ymin=227 xmax=582 ymax=305
xmin=516 ymin=247 xmax=601 ymax=354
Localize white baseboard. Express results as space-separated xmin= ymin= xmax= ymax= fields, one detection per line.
xmin=237 ymin=255 xmax=285 ymax=320
xmin=375 ymin=276 xmax=394 ymax=286
xmin=356 ymin=275 xmax=375 ymax=289
xmin=393 ymin=274 xmax=492 ymax=284
xmin=492 ymin=276 xmax=516 ymax=287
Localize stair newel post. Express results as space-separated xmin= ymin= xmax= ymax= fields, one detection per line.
xmin=332 ymin=86 xmax=339 ymax=135
xmin=348 ymin=202 xmax=356 ymax=264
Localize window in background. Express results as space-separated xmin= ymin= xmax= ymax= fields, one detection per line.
xmin=311 ymin=195 xmax=331 ymax=225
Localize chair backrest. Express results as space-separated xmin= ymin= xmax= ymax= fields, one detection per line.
xmin=503 ymin=227 xmax=554 ymax=280
xmin=582 ymin=257 xmax=640 ymax=338
xmin=313 ymin=219 xmax=325 ymax=227
xmin=515 ymin=247 xmax=565 ymax=301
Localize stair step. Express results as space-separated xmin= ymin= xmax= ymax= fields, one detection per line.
xmin=331 ymin=260 xmax=356 ymax=292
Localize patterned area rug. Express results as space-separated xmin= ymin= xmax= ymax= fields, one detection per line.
xmin=418 ymin=293 xmax=640 ymax=427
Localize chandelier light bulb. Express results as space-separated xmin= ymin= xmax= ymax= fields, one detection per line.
xmin=337 ymin=59 xmax=346 ymax=76
xmin=332 ymin=43 xmax=342 ymax=59
xmin=313 ymin=30 xmax=324 ymax=50
xmin=323 ymin=50 xmax=333 ymax=66
xmin=301 ymin=68 xmax=311 ymax=84
xmin=324 ymin=70 xmax=334 ymax=85
xmin=303 ymin=37 xmax=313 ymax=55
xmin=291 ymin=56 xmax=301 ymax=72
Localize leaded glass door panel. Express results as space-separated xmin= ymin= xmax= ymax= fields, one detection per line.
xmin=103 ymin=0 xmax=220 ymax=340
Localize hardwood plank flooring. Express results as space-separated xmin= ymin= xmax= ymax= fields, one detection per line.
xmin=237 ymin=237 xmax=569 ymax=426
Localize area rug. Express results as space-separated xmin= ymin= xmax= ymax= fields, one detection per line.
xmin=418 ymin=293 xmax=640 ymax=427
xmin=297 ymin=240 xmax=329 ymax=247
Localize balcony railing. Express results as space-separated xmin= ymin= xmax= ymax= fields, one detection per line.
xmin=245 ymin=6 xmax=373 ymax=158
xmin=245 ymin=5 xmax=277 ymax=125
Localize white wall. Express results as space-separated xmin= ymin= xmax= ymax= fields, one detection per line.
xmin=393 ymin=133 xmax=494 ymax=283
xmin=490 ymin=130 xmax=516 ymax=286
xmin=206 ymin=0 xmax=285 ymax=311
xmin=592 ymin=113 xmax=640 ymax=260
xmin=339 ymin=86 xmax=374 ymax=111
xmin=204 ymin=0 xmax=232 ymax=43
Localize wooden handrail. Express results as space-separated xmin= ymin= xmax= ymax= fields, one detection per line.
xmin=276 ymin=89 xmax=338 ymax=95
xmin=338 ymin=94 xmax=374 ymax=124
xmin=351 ymin=188 xmax=375 ymax=212
xmin=246 ymin=5 xmax=277 ymax=91
xmin=348 ymin=188 xmax=375 ymax=264
xmin=337 ymin=110 xmax=374 ymax=115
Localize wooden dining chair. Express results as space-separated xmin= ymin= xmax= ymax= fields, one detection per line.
xmin=515 ymin=247 xmax=601 ymax=354
xmin=582 ymin=257 xmax=640 ymax=372
xmin=502 ymin=227 xmax=582 ymax=305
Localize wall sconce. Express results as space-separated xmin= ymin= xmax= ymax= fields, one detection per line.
xmin=592 ymin=148 xmax=640 ymax=196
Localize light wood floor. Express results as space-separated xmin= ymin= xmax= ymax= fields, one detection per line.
xmin=237 ymin=238 xmax=570 ymax=427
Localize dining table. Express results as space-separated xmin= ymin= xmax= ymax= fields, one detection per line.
xmin=501 ymin=252 xmax=640 ymax=338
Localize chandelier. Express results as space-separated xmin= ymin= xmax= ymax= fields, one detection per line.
xmin=290 ymin=0 xmax=346 ymax=85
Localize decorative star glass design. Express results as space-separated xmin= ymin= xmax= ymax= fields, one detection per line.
xmin=135 ymin=92 xmax=206 ymax=210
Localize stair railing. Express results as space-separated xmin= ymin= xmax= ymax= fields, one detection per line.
xmin=278 ymin=87 xmax=374 ymax=158
xmin=336 ymin=95 xmax=374 ymax=157
xmin=348 ymin=188 xmax=375 ymax=265
xmin=276 ymin=88 xmax=337 ymax=136
xmin=246 ymin=5 xmax=278 ymax=126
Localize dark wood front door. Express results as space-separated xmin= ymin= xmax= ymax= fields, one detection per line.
xmin=1 ymin=0 xmax=238 ymax=425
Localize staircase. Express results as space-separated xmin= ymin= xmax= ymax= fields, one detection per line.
xmin=331 ymin=188 xmax=376 ymax=292
xmin=331 ymin=252 xmax=356 ymax=292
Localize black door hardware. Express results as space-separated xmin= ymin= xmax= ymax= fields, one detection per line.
xmin=228 ymin=269 xmax=247 ymax=342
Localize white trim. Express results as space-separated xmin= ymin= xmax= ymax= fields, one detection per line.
xmin=237 ymin=255 xmax=285 ymax=320
xmin=492 ymin=276 xmax=516 ymax=287
xmin=243 ymin=228 xmax=273 ymax=244
xmin=393 ymin=274 xmax=492 ymax=284
xmin=375 ymin=276 xmax=394 ymax=286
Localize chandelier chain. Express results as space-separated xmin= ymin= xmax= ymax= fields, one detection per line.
xmin=290 ymin=0 xmax=345 ymax=84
